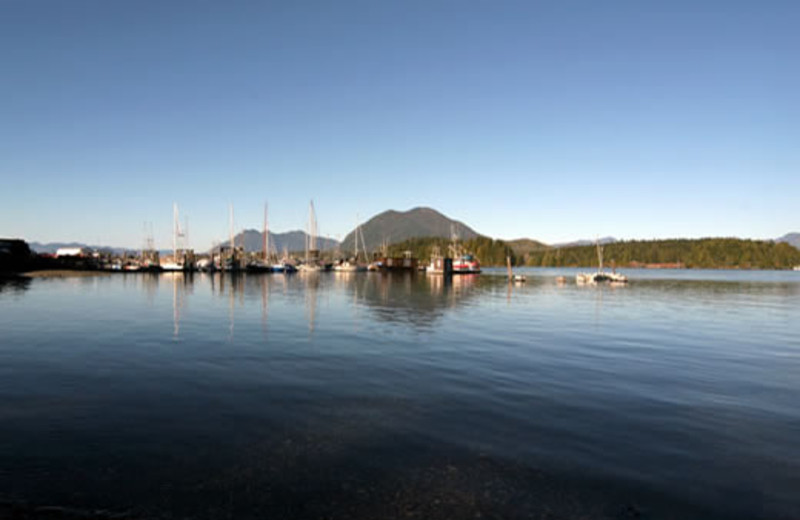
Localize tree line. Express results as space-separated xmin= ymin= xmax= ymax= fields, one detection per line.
xmin=521 ymin=238 xmax=800 ymax=270
xmin=385 ymin=237 xmax=800 ymax=269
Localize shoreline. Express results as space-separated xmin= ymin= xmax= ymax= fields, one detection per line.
xmin=21 ymin=270 xmax=112 ymax=278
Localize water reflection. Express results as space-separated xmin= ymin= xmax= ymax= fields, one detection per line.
xmin=2 ymin=270 xmax=800 ymax=520
xmin=16 ymin=271 xmax=796 ymax=340
xmin=303 ymin=272 xmax=320 ymax=335
xmin=348 ymin=273 xmax=481 ymax=329
xmin=0 ymin=276 xmax=31 ymax=294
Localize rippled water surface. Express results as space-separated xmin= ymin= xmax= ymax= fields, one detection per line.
xmin=1 ymin=269 xmax=798 ymax=519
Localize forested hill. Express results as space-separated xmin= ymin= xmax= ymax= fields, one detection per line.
xmin=522 ymin=238 xmax=800 ymax=270
xmin=341 ymin=207 xmax=480 ymax=253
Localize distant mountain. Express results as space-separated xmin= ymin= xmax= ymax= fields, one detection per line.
xmin=776 ymin=233 xmax=800 ymax=250
xmin=552 ymin=237 xmax=617 ymax=248
xmin=340 ymin=207 xmax=481 ymax=253
xmin=217 ymin=230 xmax=339 ymax=254
xmin=29 ymin=241 xmax=131 ymax=255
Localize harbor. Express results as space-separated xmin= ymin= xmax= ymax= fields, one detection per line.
xmin=2 ymin=201 xmax=495 ymax=278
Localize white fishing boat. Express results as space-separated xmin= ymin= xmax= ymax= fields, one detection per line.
xmin=576 ymin=241 xmax=628 ymax=284
xmin=452 ymin=253 xmax=481 ymax=274
xmin=449 ymin=226 xmax=481 ymax=274
xmin=426 ymin=246 xmax=445 ymax=274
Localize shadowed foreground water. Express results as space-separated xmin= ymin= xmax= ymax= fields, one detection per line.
xmin=1 ymin=269 xmax=798 ymax=519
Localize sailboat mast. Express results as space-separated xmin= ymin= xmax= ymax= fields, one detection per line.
xmin=354 ymin=215 xmax=359 ymax=259
xmin=596 ymin=241 xmax=604 ymax=272
xmin=173 ymin=202 xmax=178 ymax=262
xmin=229 ymin=204 xmax=235 ymax=255
xmin=305 ymin=204 xmax=309 ymax=262
xmin=263 ymin=202 xmax=269 ymax=263
xmin=310 ymin=200 xmax=317 ymax=253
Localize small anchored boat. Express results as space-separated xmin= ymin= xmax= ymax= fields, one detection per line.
xmin=576 ymin=241 xmax=628 ymax=284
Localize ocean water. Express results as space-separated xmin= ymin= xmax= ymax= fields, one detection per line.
xmin=0 ymin=269 xmax=798 ymax=519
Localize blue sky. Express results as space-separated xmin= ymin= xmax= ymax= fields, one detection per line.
xmin=1 ymin=1 xmax=797 ymax=249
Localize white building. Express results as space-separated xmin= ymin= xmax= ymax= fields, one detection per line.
xmin=55 ymin=247 xmax=87 ymax=257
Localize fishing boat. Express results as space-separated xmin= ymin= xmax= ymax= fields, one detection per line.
xmin=452 ymin=253 xmax=481 ymax=274
xmin=426 ymin=247 xmax=445 ymax=275
xmin=449 ymin=226 xmax=481 ymax=274
xmin=576 ymin=241 xmax=628 ymax=284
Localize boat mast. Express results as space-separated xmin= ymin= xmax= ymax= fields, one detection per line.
xmin=596 ymin=240 xmax=604 ymax=273
xmin=359 ymin=225 xmax=368 ymax=261
xmin=354 ymin=214 xmax=359 ymax=260
xmin=306 ymin=199 xmax=318 ymax=263
xmin=310 ymin=200 xmax=317 ymax=254
xmin=305 ymin=204 xmax=309 ymax=263
xmin=449 ymin=224 xmax=460 ymax=258
xmin=263 ymin=202 xmax=269 ymax=264
xmin=229 ymin=204 xmax=235 ymax=260
xmin=173 ymin=202 xmax=178 ymax=263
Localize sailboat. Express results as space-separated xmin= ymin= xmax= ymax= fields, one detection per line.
xmin=221 ymin=204 xmax=245 ymax=272
xmin=281 ymin=245 xmax=297 ymax=273
xmin=334 ymin=216 xmax=368 ymax=272
xmin=576 ymin=240 xmax=628 ymax=284
xmin=161 ymin=203 xmax=186 ymax=271
xmin=298 ymin=200 xmax=322 ymax=272
xmin=247 ymin=203 xmax=274 ymax=273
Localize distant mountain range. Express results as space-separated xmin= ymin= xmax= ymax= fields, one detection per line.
xmin=24 ymin=220 xmax=800 ymax=257
xmin=220 ymin=230 xmax=339 ymax=254
xmin=551 ymin=237 xmax=618 ymax=248
xmin=29 ymin=242 xmax=132 ymax=255
xmin=340 ymin=207 xmax=481 ymax=253
xmin=776 ymin=233 xmax=800 ymax=250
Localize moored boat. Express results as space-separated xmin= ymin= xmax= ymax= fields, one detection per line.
xmin=576 ymin=241 xmax=628 ymax=284
xmin=452 ymin=253 xmax=481 ymax=274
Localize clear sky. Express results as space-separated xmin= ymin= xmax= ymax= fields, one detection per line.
xmin=1 ymin=1 xmax=797 ymax=249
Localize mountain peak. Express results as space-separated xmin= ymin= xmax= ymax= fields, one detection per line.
xmin=776 ymin=232 xmax=800 ymax=250
xmin=341 ymin=207 xmax=481 ymax=252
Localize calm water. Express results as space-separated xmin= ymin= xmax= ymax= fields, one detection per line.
xmin=1 ymin=269 xmax=798 ymax=519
